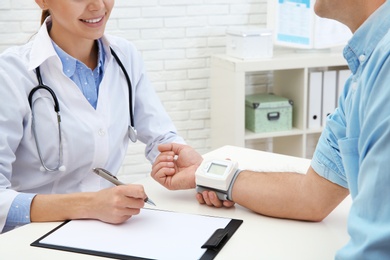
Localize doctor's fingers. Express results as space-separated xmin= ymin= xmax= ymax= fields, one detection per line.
xmin=114 ymin=184 xmax=148 ymax=202
xmin=93 ymin=187 xmax=145 ymax=224
xmin=103 ymin=185 xmax=147 ymax=210
xmin=99 ymin=207 xmax=141 ymax=224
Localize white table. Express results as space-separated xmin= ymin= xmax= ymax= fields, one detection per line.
xmin=0 ymin=145 xmax=352 ymax=259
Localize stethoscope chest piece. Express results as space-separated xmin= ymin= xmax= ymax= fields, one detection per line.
xmin=128 ymin=126 xmax=137 ymax=143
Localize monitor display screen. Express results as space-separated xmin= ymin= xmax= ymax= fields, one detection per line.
xmin=208 ymin=163 xmax=227 ymax=176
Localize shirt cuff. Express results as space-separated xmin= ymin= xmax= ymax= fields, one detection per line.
xmin=5 ymin=193 xmax=36 ymax=229
xmin=311 ymin=151 xmax=348 ymax=189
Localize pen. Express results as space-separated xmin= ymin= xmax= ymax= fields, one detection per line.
xmin=92 ymin=167 xmax=156 ymax=206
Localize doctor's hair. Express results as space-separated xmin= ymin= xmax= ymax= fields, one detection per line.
xmin=41 ymin=10 xmax=50 ymax=25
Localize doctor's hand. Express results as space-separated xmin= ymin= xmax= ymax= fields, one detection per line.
xmin=90 ymin=184 xmax=146 ymax=224
xmin=151 ymin=143 xmax=203 ymax=190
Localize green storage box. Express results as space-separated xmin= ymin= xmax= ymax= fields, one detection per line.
xmin=245 ymin=93 xmax=293 ymax=133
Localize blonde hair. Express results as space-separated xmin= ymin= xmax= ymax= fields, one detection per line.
xmin=40 ymin=10 xmax=50 ymax=25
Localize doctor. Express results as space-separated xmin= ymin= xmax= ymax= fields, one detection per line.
xmin=0 ymin=0 xmax=186 ymax=233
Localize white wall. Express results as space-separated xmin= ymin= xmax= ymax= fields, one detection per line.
xmin=0 ymin=0 xmax=267 ymax=182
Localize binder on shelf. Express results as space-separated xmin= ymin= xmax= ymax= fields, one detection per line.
xmin=322 ymin=70 xmax=337 ymax=127
xmin=337 ymin=69 xmax=351 ymax=105
xmin=307 ymin=71 xmax=323 ymax=129
xmin=31 ymin=208 xmax=243 ymax=260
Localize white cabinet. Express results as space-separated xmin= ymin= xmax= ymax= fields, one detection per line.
xmin=210 ymin=50 xmax=348 ymax=158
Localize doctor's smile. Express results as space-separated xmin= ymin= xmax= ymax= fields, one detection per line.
xmin=80 ymin=16 xmax=105 ymax=27
xmin=81 ymin=16 xmax=104 ymax=24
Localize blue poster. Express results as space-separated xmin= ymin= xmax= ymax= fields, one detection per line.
xmin=276 ymin=0 xmax=312 ymax=46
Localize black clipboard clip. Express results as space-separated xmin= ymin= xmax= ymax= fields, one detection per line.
xmin=199 ymin=219 xmax=242 ymax=260
xmin=201 ymin=228 xmax=229 ymax=249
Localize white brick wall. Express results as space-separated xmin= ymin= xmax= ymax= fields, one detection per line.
xmin=0 ymin=0 xmax=267 ymax=182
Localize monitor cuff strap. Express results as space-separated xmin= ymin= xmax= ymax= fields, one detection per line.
xmin=227 ymin=169 xmax=242 ymax=201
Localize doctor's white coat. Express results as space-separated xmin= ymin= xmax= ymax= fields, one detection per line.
xmin=0 ymin=21 xmax=184 ymax=231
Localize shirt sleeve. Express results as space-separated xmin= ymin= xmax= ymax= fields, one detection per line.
xmin=0 ymin=60 xmax=35 ymax=233
xmin=3 ymin=193 xmax=36 ymax=233
xmin=311 ymin=90 xmax=349 ymax=188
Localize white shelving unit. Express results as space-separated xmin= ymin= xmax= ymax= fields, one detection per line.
xmin=210 ymin=50 xmax=348 ymax=158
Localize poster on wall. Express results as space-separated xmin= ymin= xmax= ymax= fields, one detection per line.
xmin=272 ymin=0 xmax=351 ymax=49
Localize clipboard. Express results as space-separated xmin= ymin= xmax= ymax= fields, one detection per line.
xmin=31 ymin=208 xmax=242 ymax=260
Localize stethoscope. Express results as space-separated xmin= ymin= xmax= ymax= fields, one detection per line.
xmin=28 ymin=48 xmax=137 ymax=172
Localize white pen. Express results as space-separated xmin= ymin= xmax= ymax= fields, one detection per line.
xmin=92 ymin=167 xmax=156 ymax=206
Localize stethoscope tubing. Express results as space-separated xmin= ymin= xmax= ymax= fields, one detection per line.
xmin=28 ymin=71 xmax=64 ymax=172
xmin=31 ymin=97 xmax=64 ymax=172
xmin=28 ymin=47 xmax=136 ymax=172
xmin=110 ymin=48 xmax=135 ymax=128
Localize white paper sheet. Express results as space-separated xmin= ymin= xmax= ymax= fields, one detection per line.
xmin=38 ymin=209 xmax=232 ymax=260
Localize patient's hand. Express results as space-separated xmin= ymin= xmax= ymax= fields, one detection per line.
xmin=196 ymin=190 xmax=235 ymax=208
xmin=151 ymin=143 xmax=202 ymax=190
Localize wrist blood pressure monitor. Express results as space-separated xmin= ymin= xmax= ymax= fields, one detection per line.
xmin=195 ymin=159 xmax=241 ymax=201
